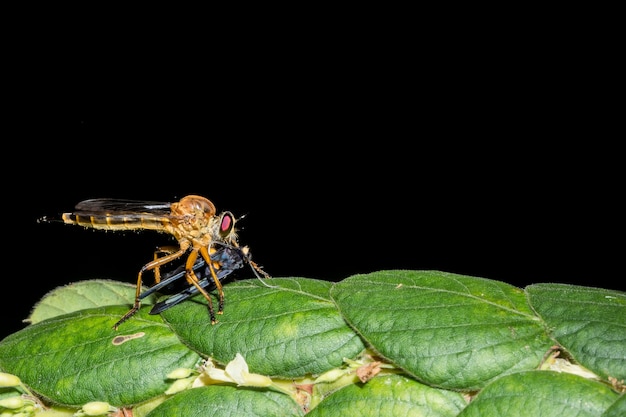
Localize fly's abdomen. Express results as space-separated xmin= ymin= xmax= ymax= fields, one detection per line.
xmin=62 ymin=213 xmax=170 ymax=232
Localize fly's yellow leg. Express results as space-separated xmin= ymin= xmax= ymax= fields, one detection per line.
xmin=113 ymin=248 xmax=186 ymax=330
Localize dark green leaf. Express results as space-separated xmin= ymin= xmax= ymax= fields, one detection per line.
xmin=308 ymin=374 xmax=467 ymax=417
xmin=458 ymin=370 xmax=619 ymax=417
xmin=145 ymin=385 xmax=304 ymax=417
xmin=330 ymin=270 xmax=554 ymax=390
xmin=526 ymin=283 xmax=626 ymax=381
xmin=0 ymin=306 xmax=200 ymax=407
xmin=160 ymin=278 xmax=365 ymax=378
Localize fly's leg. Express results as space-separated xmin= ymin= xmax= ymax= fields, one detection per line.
xmin=152 ymin=245 xmax=179 ymax=284
xmin=200 ymin=245 xmax=225 ymax=315
xmin=249 ymin=259 xmax=271 ymax=280
xmin=113 ymin=247 xmax=187 ymax=330
xmin=185 ymin=247 xmax=222 ymax=324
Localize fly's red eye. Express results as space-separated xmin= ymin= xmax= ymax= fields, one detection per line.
xmin=219 ymin=212 xmax=235 ymax=237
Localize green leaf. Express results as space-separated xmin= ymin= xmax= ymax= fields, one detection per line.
xmin=457 ymin=370 xmax=619 ymax=417
xmin=0 ymin=305 xmax=200 ymax=407
xmin=26 ymin=279 xmax=156 ymax=325
xmin=330 ymin=270 xmax=554 ymax=390
xmin=160 ymin=278 xmax=366 ymax=378
xmin=602 ymin=393 xmax=626 ymax=417
xmin=526 ymin=283 xmax=626 ymax=381
xmin=145 ymin=385 xmax=305 ymax=417
xmin=308 ymin=374 xmax=467 ymax=417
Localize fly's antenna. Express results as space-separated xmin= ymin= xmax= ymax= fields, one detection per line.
xmin=234 ymin=212 xmax=252 ymax=232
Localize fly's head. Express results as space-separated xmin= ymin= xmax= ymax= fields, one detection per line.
xmin=216 ymin=211 xmax=238 ymax=245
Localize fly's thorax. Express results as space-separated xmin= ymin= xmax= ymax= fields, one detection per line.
xmin=173 ymin=195 xmax=217 ymax=217
xmin=169 ymin=222 xmax=217 ymax=249
xmin=169 ymin=197 xmax=220 ymax=239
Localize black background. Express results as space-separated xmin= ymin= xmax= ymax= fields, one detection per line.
xmin=3 ymin=32 xmax=622 ymax=339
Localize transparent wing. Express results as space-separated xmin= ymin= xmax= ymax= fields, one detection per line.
xmin=74 ymin=198 xmax=172 ymax=214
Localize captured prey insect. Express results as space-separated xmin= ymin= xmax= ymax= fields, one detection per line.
xmin=140 ymin=244 xmax=270 ymax=315
xmin=47 ymin=195 xmax=269 ymax=329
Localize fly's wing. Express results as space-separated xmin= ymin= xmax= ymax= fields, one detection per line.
xmin=54 ymin=198 xmax=172 ymax=230
xmin=148 ymin=247 xmax=247 ymax=314
xmin=39 ymin=198 xmax=174 ymax=224
xmin=74 ymin=198 xmax=173 ymax=214
xmin=68 ymin=198 xmax=174 ymax=223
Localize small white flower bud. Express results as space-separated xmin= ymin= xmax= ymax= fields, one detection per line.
xmin=0 ymin=396 xmax=25 ymax=409
xmin=164 ymin=377 xmax=194 ymax=395
xmin=167 ymin=368 xmax=195 ymax=379
xmin=0 ymin=372 xmax=21 ymax=387
xmin=81 ymin=401 xmax=114 ymax=416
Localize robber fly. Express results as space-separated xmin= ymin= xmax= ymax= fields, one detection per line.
xmin=140 ymin=244 xmax=270 ymax=315
xmin=47 ymin=195 xmax=268 ymax=329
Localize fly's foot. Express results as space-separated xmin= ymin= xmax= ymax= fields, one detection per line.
xmin=114 ymin=306 xmax=140 ymax=330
